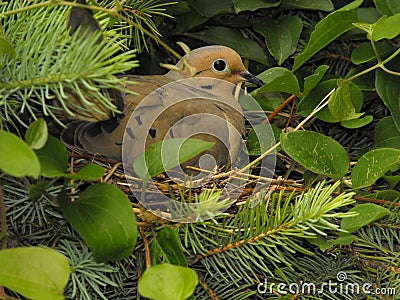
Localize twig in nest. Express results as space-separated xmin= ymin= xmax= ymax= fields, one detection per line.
xmin=139 ymin=228 xmax=151 ymax=269
xmin=103 ymin=162 xmax=122 ymax=183
xmin=262 ymin=93 xmax=297 ymax=124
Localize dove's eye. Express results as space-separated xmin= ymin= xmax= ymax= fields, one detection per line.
xmin=212 ymin=59 xmax=228 ymax=72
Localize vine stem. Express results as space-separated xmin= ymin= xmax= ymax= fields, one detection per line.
xmin=139 ymin=228 xmax=151 ymax=269
xmin=344 ymin=47 xmax=400 ymax=83
xmin=261 ymin=93 xmax=297 ymax=124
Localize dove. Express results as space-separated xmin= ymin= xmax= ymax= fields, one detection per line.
xmin=60 ymin=45 xmax=264 ymax=173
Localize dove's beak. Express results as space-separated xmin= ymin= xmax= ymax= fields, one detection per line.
xmin=238 ymin=71 xmax=264 ymax=87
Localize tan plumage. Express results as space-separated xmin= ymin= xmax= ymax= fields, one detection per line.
xmin=60 ymin=46 xmax=263 ymax=172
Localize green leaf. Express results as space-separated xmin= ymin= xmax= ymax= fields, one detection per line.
xmin=254 ymin=16 xmax=302 ymax=65
xmin=233 ymin=0 xmax=280 ymax=13
xmin=292 ymin=0 xmax=363 ymax=71
xmin=281 ymin=131 xmax=350 ymax=179
xmin=351 ymin=41 xmax=394 ymax=64
xmin=302 ymin=65 xmax=329 ymax=99
xmin=303 ymin=170 xmax=319 ymax=188
xmin=281 ymin=0 xmax=334 ymax=11
xmin=373 ymin=0 xmax=400 ymax=16
xmin=0 ymin=247 xmax=70 ymax=300
xmin=357 ymin=7 xmax=382 ymax=24
xmin=382 ymin=174 xmax=400 ymax=189
xmin=64 ymin=164 xmax=105 ymax=180
xmin=29 ymin=180 xmax=51 ymax=198
xmin=133 ymin=138 xmax=214 ymax=182
xmin=138 ymin=264 xmax=198 ymax=300
xmin=0 ymin=36 xmax=16 ymax=59
xmin=34 ymin=136 xmax=103 ymax=180
xmin=58 ymin=183 xmax=137 ymax=262
xmin=375 ymin=117 xmax=400 ymax=149
xmin=340 ymin=115 xmax=373 ymax=129
xmin=351 ymin=148 xmax=400 ymax=189
xmin=25 ymin=118 xmax=48 ymax=150
xmin=35 ymin=136 xmax=68 ymax=177
xmin=341 ymin=203 xmax=391 ymax=233
xmin=150 ymin=227 xmax=188 ymax=267
xmin=188 ymin=27 xmax=269 ymax=65
xmin=254 ymin=67 xmax=300 ymax=96
xmin=310 ymin=234 xmax=357 ymax=251
xmin=372 ymin=14 xmax=400 ymax=41
xmin=297 ymin=79 xmax=337 ymax=117
xmin=186 ymin=0 xmax=233 ymax=17
xmin=247 ymin=124 xmax=280 ymax=156
xmin=328 ymin=81 xmax=364 ymax=121
xmin=375 ymin=70 xmax=400 ymax=131
xmin=375 ymin=69 xmax=400 ymax=131
xmin=0 ymin=130 xmax=40 ymax=178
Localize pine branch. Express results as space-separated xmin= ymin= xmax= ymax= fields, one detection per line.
xmin=0 ymin=2 xmax=138 ymax=126
xmin=179 ymin=181 xmax=356 ymax=284
xmin=95 ymin=0 xmax=176 ymax=51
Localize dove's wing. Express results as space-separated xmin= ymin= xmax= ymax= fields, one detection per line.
xmin=122 ymin=77 xmax=245 ymax=171
xmin=60 ymin=75 xmax=171 ymax=159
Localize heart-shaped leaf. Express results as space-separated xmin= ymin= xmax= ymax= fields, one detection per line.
xmin=281 ymin=0 xmax=334 ymax=11
xmin=58 ymin=183 xmax=138 ymax=262
xmin=372 ymin=14 xmax=400 ymax=41
xmin=134 ymin=138 xmax=214 ymax=182
xmin=64 ymin=164 xmax=105 ymax=180
xmin=188 ymin=27 xmax=269 ymax=65
xmin=138 ymin=264 xmax=198 ymax=300
xmin=233 ymin=0 xmax=280 ymax=13
xmin=373 ymin=0 xmax=400 ymax=15
xmin=292 ymin=0 xmax=363 ymax=71
xmin=25 ymin=118 xmax=48 ymax=150
xmin=35 ymin=136 xmax=68 ymax=177
xmin=0 ymin=247 xmax=70 ymax=300
xmin=340 ymin=115 xmax=373 ymax=129
xmin=351 ymin=148 xmax=400 ymax=189
xmin=281 ymin=131 xmax=350 ymax=179
xmin=376 ymin=69 xmax=400 ymax=132
xmin=328 ymin=81 xmax=364 ymax=121
xmin=254 ymin=16 xmax=303 ymax=65
xmin=303 ymin=65 xmax=329 ymax=98
xmin=375 ymin=117 xmax=400 ymax=149
xmin=341 ymin=203 xmax=390 ymax=233
xmin=254 ymin=67 xmax=300 ymax=96
xmin=150 ymin=227 xmax=188 ymax=266
xmin=0 ymin=130 xmax=40 ymax=178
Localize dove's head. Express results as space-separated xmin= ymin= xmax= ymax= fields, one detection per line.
xmin=168 ymin=45 xmax=264 ymax=86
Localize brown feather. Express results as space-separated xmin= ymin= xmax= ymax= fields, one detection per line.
xmin=59 ymin=46 xmax=262 ymax=172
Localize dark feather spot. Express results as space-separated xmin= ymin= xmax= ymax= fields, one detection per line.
xmin=149 ymin=128 xmax=156 ymax=138
xmin=201 ymin=84 xmax=213 ymax=90
xmin=135 ymin=116 xmax=142 ymax=125
xmin=126 ymin=127 xmax=135 ymax=139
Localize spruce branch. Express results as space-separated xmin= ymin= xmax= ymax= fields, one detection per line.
xmin=0 ymin=3 xmax=138 ymax=126
xmin=179 ymin=182 xmax=356 ymax=284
